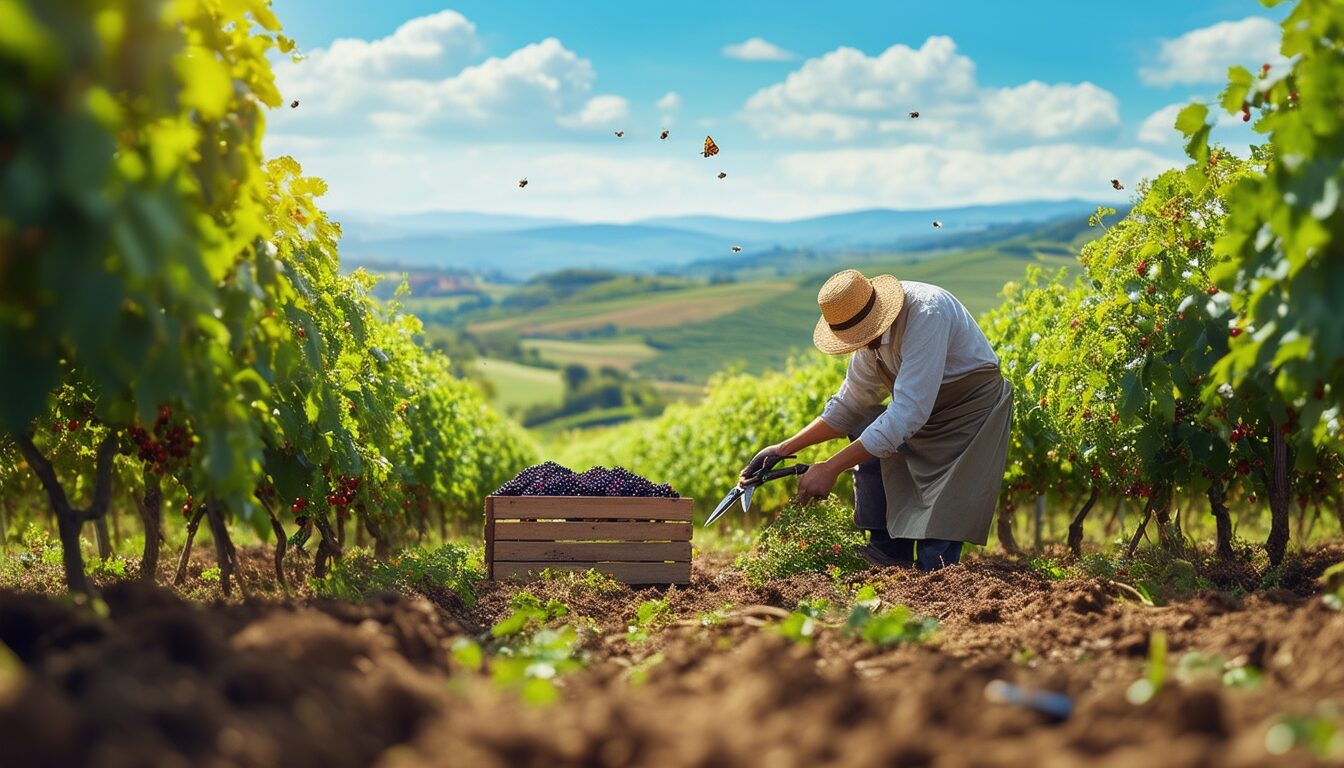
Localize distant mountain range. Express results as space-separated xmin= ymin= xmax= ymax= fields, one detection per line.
xmin=335 ymin=200 xmax=1108 ymax=277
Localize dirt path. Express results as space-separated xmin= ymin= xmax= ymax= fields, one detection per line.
xmin=1 ymin=549 xmax=1341 ymax=767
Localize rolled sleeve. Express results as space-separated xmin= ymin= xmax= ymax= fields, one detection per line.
xmin=858 ymin=305 xmax=951 ymax=458
xmin=820 ymin=353 xmax=885 ymax=436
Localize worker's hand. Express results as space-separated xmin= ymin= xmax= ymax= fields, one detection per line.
xmin=740 ymin=444 xmax=785 ymax=482
xmin=797 ymin=463 xmax=839 ymax=505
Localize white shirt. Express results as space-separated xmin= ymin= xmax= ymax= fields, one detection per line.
xmin=820 ymin=281 xmax=999 ymax=458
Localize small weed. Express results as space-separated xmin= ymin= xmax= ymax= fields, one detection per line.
xmin=491 ymin=625 xmax=584 ymax=706
xmin=698 ymin=603 xmax=734 ymax=626
xmin=17 ymin=523 xmax=62 ymax=569
xmin=492 ymin=591 xmax=570 ymax=638
xmin=86 ymin=556 xmax=128 ymax=579
xmin=539 ymin=567 xmax=623 ymax=595
xmin=1030 ymin=556 xmax=1068 ymax=581
xmin=775 ymin=583 xmax=935 ymax=647
xmin=626 ymin=598 xmax=672 ymax=642
xmin=200 ymin=566 xmax=221 ymax=583
xmin=776 ymin=611 xmax=820 ymax=644
xmin=1077 ymin=552 xmax=1120 ymax=580
xmin=844 ymin=599 xmax=938 ymax=646
xmin=1176 ymin=651 xmax=1263 ymax=690
xmin=1265 ymin=704 xmax=1344 ymax=759
xmin=736 ymin=499 xmax=867 ymax=585
xmin=1126 ymin=631 xmax=1167 ymax=705
xmin=450 ymin=638 xmax=484 ymax=672
xmin=1321 ymin=561 xmax=1344 ymax=611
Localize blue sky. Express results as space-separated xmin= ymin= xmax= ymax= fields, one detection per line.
xmin=264 ymin=1 xmax=1288 ymax=221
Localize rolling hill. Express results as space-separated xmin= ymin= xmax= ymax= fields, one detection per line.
xmin=451 ymin=214 xmax=1099 ymax=396
xmin=335 ymin=200 xmax=1109 ymax=276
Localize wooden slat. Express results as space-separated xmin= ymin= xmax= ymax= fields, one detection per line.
xmin=494 ymin=520 xmax=691 ymax=542
xmin=484 ymin=498 xmax=495 ymax=580
xmin=494 ymin=541 xmax=690 ymax=562
xmin=493 ymin=561 xmax=690 ymax=585
xmin=488 ymin=496 xmax=692 ymax=521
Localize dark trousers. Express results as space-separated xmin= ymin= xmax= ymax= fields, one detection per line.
xmin=853 ymin=436 xmax=963 ymax=571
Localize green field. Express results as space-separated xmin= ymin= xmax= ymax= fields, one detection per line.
xmin=520 ymin=337 xmax=657 ymax=371
xmin=468 ymin=281 xmax=793 ymax=336
xmin=472 ymin=358 xmax=563 ymax=414
xmin=437 ymin=217 xmax=1097 ymax=393
xmin=636 ymin=241 xmax=1080 ymax=382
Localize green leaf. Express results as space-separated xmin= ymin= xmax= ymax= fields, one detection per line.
xmin=1174 ymin=103 xmax=1210 ymax=136
xmin=1118 ymin=369 xmax=1144 ymax=421
xmin=1221 ymin=67 xmax=1254 ymax=114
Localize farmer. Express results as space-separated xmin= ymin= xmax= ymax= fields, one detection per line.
xmin=741 ymin=269 xmax=1013 ymax=571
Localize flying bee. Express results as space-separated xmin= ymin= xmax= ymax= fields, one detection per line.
xmin=291 ymin=100 xmax=300 ymax=108
xmin=731 ymin=245 xmax=742 ymax=253
xmin=908 ymin=111 xmax=919 ymax=118
xmin=717 ymin=171 xmax=727 ymax=179
xmin=660 ymin=129 xmax=670 ymax=140
xmin=615 ymin=130 xmax=624 ymax=137
xmin=518 ymin=178 xmax=528 ymax=189
xmin=1111 ymin=179 xmax=1125 ymax=190
xmin=931 ymin=220 xmax=942 ymax=229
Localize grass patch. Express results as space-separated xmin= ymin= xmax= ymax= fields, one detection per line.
xmin=474 ymin=358 xmax=563 ymax=413
xmin=315 ymin=543 xmax=482 ymax=603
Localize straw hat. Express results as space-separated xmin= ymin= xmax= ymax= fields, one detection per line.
xmin=812 ymin=269 xmax=905 ymax=355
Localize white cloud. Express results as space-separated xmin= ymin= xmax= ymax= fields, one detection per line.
xmin=980 ymin=82 xmax=1119 ymax=140
xmin=742 ymin=38 xmax=1118 ymax=145
xmin=656 ymin=91 xmax=681 ymax=126
xmin=722 ymin=37 xmax=796 ymax=61
xmin=656 ymin=91 xmax=681 ymax=112
xmin=311 ymin=11 xmax=481 ymax=79
xmin=1139 ymin=17 xmax=1286 ymax=86
xmin=1138 ymin=103 xmax=1187 ymax=145
xmin=776 ymin=144 xmax=1175 ymax=209
xmin=558 ymin=95 xmax=630 ymax=128
xmin=275 ymin=17 xmax=611 ymax=136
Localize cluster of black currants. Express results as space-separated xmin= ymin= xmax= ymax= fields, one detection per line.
xmin=494 ymin=462 xmax=679 ymax=498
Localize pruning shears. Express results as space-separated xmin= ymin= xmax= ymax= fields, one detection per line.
xmin=705 ymin=455 xmax=809 ymax=526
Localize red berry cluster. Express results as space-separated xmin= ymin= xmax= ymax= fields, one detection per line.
xmin=129 ymin=406 xmax=192 ymax=473
xmin=1229 ymin=423 xmax=1252 ymax=443
xmin=326 ymin=475 xmax=361 ymax=508
xmin=181 ymin=494 xmax=194 ymax=517
xmin=291 ymin=496 xmax=310 ymax=515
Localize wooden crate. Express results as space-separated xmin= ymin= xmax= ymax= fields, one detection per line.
xmin=485 ymin=496 xmax=692 ymax=585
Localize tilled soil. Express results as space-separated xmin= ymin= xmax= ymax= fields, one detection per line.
xmin=1 ymin=547 xmax=1342 ymax=767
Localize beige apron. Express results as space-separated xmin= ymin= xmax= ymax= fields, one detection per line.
xmin=869 ymin=354 xmax=1013 ymax=545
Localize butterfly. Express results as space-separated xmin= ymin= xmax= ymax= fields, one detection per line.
xmin=518 ymin=178 xmax=528 ymax=189
xmin=731 ymin=245 xmax=742 ymax=253
xmin=660 ymin=129 xmax=669 ymax=140
xmin=908 ymin=111 xmax=919 ymax=119
xmin=615 ymin=130 xmax=624 ymax=137
xmin=1110 ymin=179 xmax=1124 ymax=190
xmin=717 ymin=171 xmax=727 ymax=179
xmin=702 ymin=136 xmax=719 ymax=158
xmin=291 ymin=100 xmax=300 ymax=109
xmin=931 ymin=220 xmax=942 ymax=229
